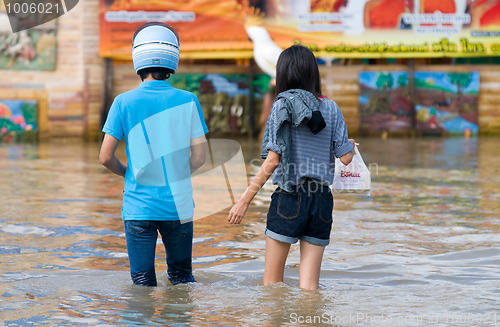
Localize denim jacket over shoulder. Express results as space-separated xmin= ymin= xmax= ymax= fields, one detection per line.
xmin=260 ymin=89 xmax=323 ymax=192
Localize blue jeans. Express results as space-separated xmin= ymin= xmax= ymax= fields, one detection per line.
xmin=124 ymin=220 xmax=196 ymax=286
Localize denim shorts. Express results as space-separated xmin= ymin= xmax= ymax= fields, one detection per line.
xmin=265 ymin=180 xmax=334 ymax=246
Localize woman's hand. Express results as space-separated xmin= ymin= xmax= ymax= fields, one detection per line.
xmin=228 ymin=200 xmax=250 ymax=225
xmin=227 ymin=150 xmax=281 ymax=225
xmin=348 ymin=138 xmax=356 ymax=149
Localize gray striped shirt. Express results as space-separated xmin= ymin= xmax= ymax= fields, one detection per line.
xmin=266 ymin=98 xmax=353 ymax=188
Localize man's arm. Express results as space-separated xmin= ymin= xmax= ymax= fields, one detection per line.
xmin=190 ymin=135 xmax=207 ymax=174
xmin=99 ymin=133 xmax=126 ymax=177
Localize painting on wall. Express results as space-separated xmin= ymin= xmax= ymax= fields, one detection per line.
xmin=0 ymin=1 xmax=57 ymax=70
xmin=169 ymin=73 xmax=270 ymax=135
xmin=414 ymin=71 xmax=479 ymax=135
xmin=0 ymin=99 xmax=37 ymax=142
xmin=359 ymin=71 xmax=412 ymax=135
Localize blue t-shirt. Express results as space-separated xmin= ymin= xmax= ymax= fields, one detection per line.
xmin=102 ymin=80 xmax=208 ymax=221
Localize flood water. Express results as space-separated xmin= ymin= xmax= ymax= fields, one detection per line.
xmin=1 ymin=137 xmax=499 ymax=326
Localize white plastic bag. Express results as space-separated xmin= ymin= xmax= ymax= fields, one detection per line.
xmin=333 ymin=144 xmax=371 ymax=195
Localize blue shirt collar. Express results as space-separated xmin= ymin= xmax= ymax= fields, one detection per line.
xmin=139 ymin=80 xmax=172 ymax=88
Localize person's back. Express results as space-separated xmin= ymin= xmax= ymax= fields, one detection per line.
xmin=228 ymin=45 xmax=355 ymax=290
xmin=108 ymin=81 xmax=206 ymax=220
xmin=274 ymin=97 xmax=351 ymax=188
xmin=100 ymin=22 xmax=208 ymax=287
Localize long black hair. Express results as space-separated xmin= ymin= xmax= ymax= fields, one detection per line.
xmin=275 ymin=45 xmax=322 ymax=98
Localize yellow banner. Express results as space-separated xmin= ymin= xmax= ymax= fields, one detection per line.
xmin=100 ymin=0 xmax=500 ymax=59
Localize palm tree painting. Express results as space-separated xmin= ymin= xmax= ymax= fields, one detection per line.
xmin=414 ymin=71 xmax=479 ymax=135
xmin=359 ymin=71 xmax=412 ymax=135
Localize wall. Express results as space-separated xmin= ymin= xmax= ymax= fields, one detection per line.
xmin=110 ymin=61 xmax=500 ymax=136
xmin=82 ymin=0 xmax=106 ymax=140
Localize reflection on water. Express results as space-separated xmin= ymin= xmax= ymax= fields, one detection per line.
xmin=1 ymin=137 xmax=499 ymax=326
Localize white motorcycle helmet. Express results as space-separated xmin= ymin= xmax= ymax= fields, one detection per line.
xmin=132 ymin=22 xmax=180 ymax=73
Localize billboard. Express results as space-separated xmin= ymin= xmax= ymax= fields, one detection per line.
xmin=99 ymin=0 xmax=252 ymax=59
xmin=100 ymin=0 xmax=500 ymax=59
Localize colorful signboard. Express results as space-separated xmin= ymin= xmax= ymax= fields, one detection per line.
xmin=359 ymin=70 xmax=479 ymax=135
xmin=359 ymin=71 xmax=412 ymax=134
xmin=100 ymin=0 xmax=500 ymax=59
xmin=168 ymin=73 xmax=270 ymax=134
xmin=415 ymin=71 xmax=479 ymax=134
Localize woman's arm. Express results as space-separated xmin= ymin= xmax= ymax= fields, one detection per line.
xmin=227 ymin=150 xmax=281 ymax=225
xmin=339 ymin=139 xmax=356 ymax=166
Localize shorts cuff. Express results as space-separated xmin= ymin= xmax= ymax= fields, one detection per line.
xmin=301 ymin=235 xmax=330 ymax=246
xmin=265 ymin=228 xmax=298 ymax=244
